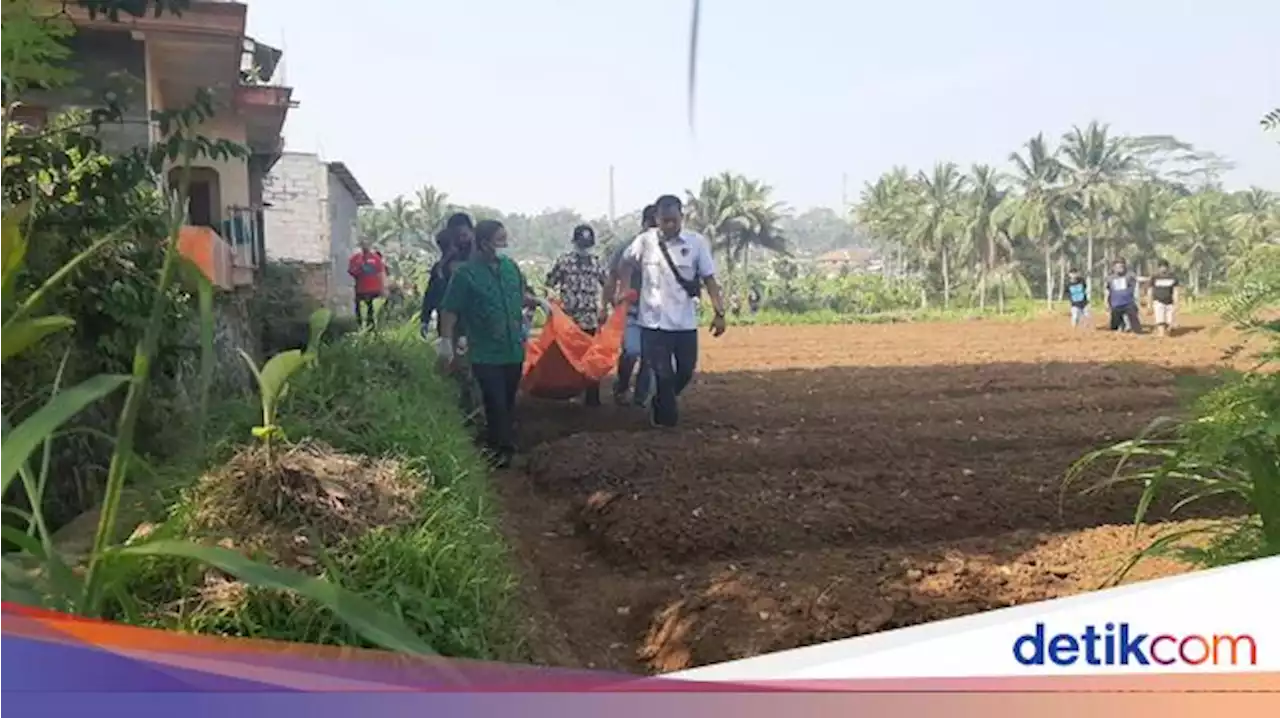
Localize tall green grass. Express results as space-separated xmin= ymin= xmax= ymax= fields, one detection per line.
xmin=115 ymin=325 xmax=522 ymax=659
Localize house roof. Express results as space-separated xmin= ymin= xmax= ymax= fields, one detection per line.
xmin=326 ymin=162 xmax=373 ymax=206
xmin=816 ymin=248 xmax=873 ymax=263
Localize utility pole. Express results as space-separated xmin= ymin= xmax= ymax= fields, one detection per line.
xmin=608 ymin=165 xmax=617 ymax=225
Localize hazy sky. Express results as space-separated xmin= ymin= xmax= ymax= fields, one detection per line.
xmin=248 ymin=0 xmax=1279 ymax=216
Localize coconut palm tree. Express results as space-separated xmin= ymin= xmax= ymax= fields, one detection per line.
xmin=964 ymin=164 xmax=1006 ymax=309
xmin=413 ymin=185 xmax=453 ymax=241
xmin=686 ymin=172 xmax=790 ymax=299
xmin=1000 ymin=134 xmax=1066 ymax=307
xmin=911 ymin=162 xmax=968 ymax=308
xmin=1168 ymin=191 xmax=1231 ymax=294
xmin=1060 ymin=121 xmax=1134 ymax=299
xmin=1227 ymin=187 xmax=1278 ymax=267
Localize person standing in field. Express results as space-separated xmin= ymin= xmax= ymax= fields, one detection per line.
xmin=1064 ymin=269 xmax=1089 ymax=328
xmin=1149 ymin=259 xmax=1179 ymax=337
xmin=437 ymin=219 xmax=535 ymax=468
xmin=609 ymin=204 xmax=658 ymax=407
xmin=347 ymin=238 xmax=386 ymax=330
xmin=545 ymin=224 xmax=610 ymax=407
xmin=614 ymin=194 xmax=727 ymax=429
xmin=1106 ymin=258 xmax=1142 ymax=333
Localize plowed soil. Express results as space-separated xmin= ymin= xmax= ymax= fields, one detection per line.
xmin=494 ymin=316 xmax=1248 ymax=673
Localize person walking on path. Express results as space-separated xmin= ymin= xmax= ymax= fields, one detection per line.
xmin=609 ymin=204 xmax=659 ymax=407
xmin=347 ymin=239 xmax=387 ymax=330
xmin=615 ymin=194 xmax=727 ymax=429
xmin=421 ymin=213 xmax=475 ymax=337
xmin=437 ymin=219 xmax=535 ymax=468
xmin=422 ymin=220 xmax=481 ymax=423
xmin=1064 ymin=269 xmax=1089 ymax=329
xmin=1106 ymin=258 xmax=1142 ymax=333
xmin=1149 ymin=260 xmax=1179 ymax=337
xmin=545 ymin=224 xmax=610 ymax=407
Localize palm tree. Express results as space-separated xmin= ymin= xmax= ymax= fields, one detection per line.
xmin=912 ymin=162 xmax=968 ymax=308
xmin=1227 ymin=188 xmax=1278 ymax=272
xmin=1001 ymin=134 xmax=1066 ymax=307
xmin=685 ymin=172 xmax=790 ymax=286
xmin=1111 ymin=181 xmax=1173 ymax=276
xmin=413 ymin=186 xmax=452 ymax=241
xmin=1060 ymin=121 xmax=1133 ymax=299
xmin=964 ymin=164 xmax=1006 ymax=309
xmin=1168 ymin=191 xmax=1231 ymax=294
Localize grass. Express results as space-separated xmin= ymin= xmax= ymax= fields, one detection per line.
xmin=106 ymin=325 xmax=523 ymax=660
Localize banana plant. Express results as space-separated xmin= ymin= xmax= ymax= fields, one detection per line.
xmin=240 ymin=308 xmax=332 ymax=458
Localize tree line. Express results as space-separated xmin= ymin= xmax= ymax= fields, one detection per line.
xmin=855 ymin=123 xmax=1278 ymax=309
xmin=355 ymin=174 xmax=868 ymax=278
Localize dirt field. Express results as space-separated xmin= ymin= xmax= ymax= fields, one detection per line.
xmin=494 ymin=315 xmax=1247 ymax=673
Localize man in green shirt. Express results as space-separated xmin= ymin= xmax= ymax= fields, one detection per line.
xmin=438 ymin=219 xmax=535 ymax=468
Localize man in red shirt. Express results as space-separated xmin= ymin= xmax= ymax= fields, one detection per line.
xmin=347 ymin=239 xmax=386 ymax=329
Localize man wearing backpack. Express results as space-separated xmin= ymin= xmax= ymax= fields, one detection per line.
xmin=613 ymin=194 xmax=727 ymax=428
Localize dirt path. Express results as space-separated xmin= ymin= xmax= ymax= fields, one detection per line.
xmin=494 ymin=316 xmax=1245 ymax=673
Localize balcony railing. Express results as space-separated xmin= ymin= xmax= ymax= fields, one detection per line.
xmin=177 ymin=205 xmax=266 ymax=290
xmin=222 ymin=205 xmax=264 ymax=271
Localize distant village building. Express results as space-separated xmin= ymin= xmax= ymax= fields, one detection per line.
xmin=814 ymin=248 xmax=876 ymax=276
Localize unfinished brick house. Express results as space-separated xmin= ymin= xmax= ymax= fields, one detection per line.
xmin=262 ymin=153 xmax=373 ymax=316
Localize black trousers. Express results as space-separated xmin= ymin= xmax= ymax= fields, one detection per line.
xmin=471 ymin=362 xmax=522 ymax=458
xmin=1110 ymin=304 xmax=1141 ymax=333
xmin=641 ymin=328 xmax=698 ymax=427
xmin=355 ymin=292 xmax=378 ymax=329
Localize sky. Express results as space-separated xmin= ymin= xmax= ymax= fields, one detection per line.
xmin=247 ymin=0 xmax=1279 ymax=217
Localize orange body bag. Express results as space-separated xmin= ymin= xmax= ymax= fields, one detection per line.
xmin=521 ymin=296 xmax=633 ymax=400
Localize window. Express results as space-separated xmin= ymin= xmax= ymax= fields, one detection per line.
xmin=167 ymin=167 xmax=221 ymax=227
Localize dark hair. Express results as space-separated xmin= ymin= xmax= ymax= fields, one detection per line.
xmin=435 ymin=226 xmax=456 ymax=253
xmin=475 ymin=219 xmax=505 ymax=245
xmin=641 ymin=204 xmax=658 ymax=227
xmin=572 ymin=224 xmax=595 ymax=243
xmin=446 ymin=212 xmax=474 ymax=230
xmin=655 ymin=195 xmax=683 ymax=212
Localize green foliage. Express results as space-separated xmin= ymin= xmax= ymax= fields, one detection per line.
xmin=241 ymin=309 xmax=332 ymax=451
xmin=116 ymin=326 xmax=521 ymax=658
xmin=856 ymin=126 xmax=1278 ymax=308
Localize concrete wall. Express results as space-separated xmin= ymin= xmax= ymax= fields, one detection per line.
xmin=27 ymin=29 xmax=150 ymax=153
xmin=263 ymin=152 xmax=365 ymax=315
xmin=182 ymin=112 xmax=250 ymax=211
xmin=327 ymin=170 xmax=361 ymax=314
xmin=263 ymin=153 xmax=328 ymax=263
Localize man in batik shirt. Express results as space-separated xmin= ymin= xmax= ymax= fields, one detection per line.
xmin=545 ymin=224 xmax=609 ymax=407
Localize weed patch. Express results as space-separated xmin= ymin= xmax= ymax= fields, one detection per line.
xmin=113 ymin=326 xmax=522 ymax=660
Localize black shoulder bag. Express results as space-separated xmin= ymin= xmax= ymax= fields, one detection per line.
xmin=656 ymin=237 xmax=702 ymax=298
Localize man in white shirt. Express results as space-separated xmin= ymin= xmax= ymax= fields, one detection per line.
xmin=613 ymin=194 xmax=727 ymax=428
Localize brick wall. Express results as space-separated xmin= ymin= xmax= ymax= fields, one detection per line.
xmin=263 ymin=153 xmax=329 ymax=264
xmin=264 ymin=153 xmax=367 ymax=316
xmin=327 ymin=171 xmax=360 ymax=314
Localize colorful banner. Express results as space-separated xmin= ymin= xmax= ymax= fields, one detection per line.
xmin=5 ymin=559 xmax=1278 ymax=716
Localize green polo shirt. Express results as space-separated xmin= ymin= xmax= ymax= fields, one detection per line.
xmin=440 ymin=255 xmax=527 ymax=366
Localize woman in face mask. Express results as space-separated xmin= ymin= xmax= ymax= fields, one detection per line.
xmin=545 ymin=223 xmax=609 ymax=407
xmin=437 ymin=220 xmax=537 ymax=468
